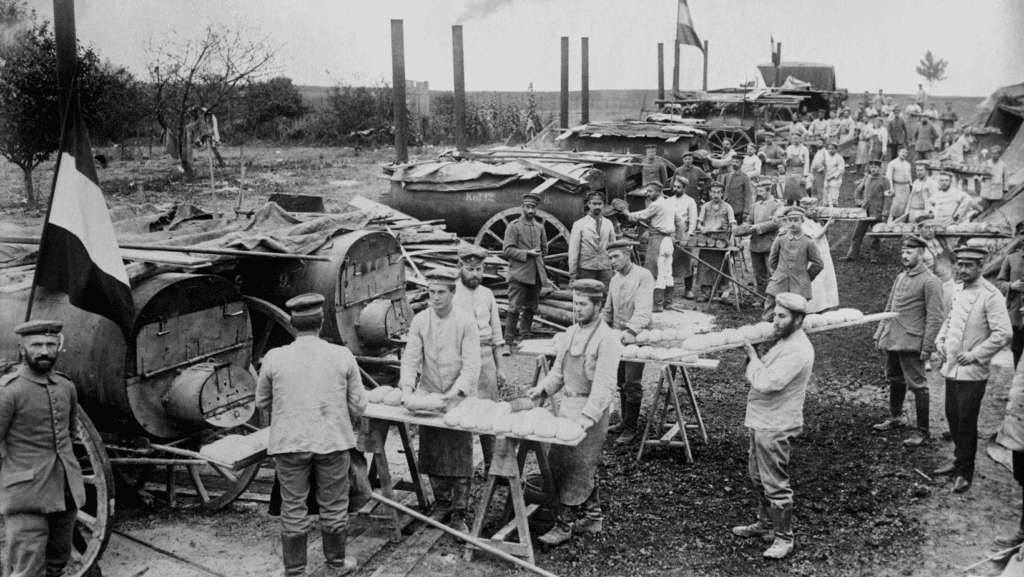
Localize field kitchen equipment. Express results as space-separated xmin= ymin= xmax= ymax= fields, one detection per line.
xmin=0 ymin=207 xmax=417 ymax=576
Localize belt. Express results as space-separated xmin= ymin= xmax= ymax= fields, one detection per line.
xmin=893 ymin=181 xmax=911 ymax=185
xmin=650 ymin=229 xmax=673 ymax=236
xmin=560 ymin=390 xmax=590 ymax=398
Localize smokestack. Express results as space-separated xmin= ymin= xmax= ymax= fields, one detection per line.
xmin=657 ymin=43 xmax=665 ymax=100
xmin=672 ymin=41 xmax=680 ymax=95
xmin=53 ymin=0 xmax=76 ymax=103
xmin=390 ymin=19 xmax=408 ymax=162
xmin=580 ymin=37 xmax=589 ymax=124
xmin=452 ymin=25 xmax=466 ymax=151
xmin=775 ymin=42 xmax=782 ymax=87
xmin=560 ymin=36 xmax=569 ymax=129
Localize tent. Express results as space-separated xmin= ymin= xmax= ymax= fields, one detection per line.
xmin=756 ymin=62 xmax=837 ymax=91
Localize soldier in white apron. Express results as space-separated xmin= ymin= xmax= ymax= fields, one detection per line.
xmin=528 ymin=279 xmax=622 ymax=546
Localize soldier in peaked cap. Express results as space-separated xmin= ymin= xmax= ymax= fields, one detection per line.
xmin=256 ymin=292 xmax=366 ymax=575
xmin=569 ymin=190 xmax=615 ymax=287
xmin=601 ymin=239 xmax=653 ymax=446
xmin=502 ymin=193 xmax=548 ymax=343
xmin=400 ymin=267 xmax=479 ymax=532
xmin=1 ymin=320 xmax=86 ymax=577
xmin=453 ymin=244 xmax=504 ymax=470
xmin=763 ymin=205 xmax=823 ymax=320
xmin=933 ymin=244 xmax=1011 ymax=494
xmin=872 ymin=235 xmax=944 ymax=447
xmin=733 ymin=292 xmax=814 ymax=560
xmin=528 ymin=277 xmax=621 ymax=546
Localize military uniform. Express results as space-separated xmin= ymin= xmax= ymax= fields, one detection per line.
xmin=1 ymin=321 xmax=85 ymax=577
xmin=502 ymin=194 xmax=548 ymax=341
xmin=767 ymin=230 xmax=823 ymax=300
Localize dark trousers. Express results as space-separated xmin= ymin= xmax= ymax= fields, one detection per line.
xmin=617 ymin=361 xmax=644 ymax=404
xmin=846 ymin=219 xmax=880 ymax=260
xmin=1013 ymin=326 xmax=1023 ymax=367
xmin=944 ymin=379 xmax=987 ymax=480
xmin=4 ymin=507 xmax=76 ymax=577
xmin=577 ymin=268 xmax=613 ymax=286
xmin=275 ymin=450 xmax=351 ymax=534
xmin=507 ymin=281 xmax=540 ymax=313
xmin=750 ymin=250 xmax=770 ymax=295
xmin=886 ymin=351 xmax=930 ymax=432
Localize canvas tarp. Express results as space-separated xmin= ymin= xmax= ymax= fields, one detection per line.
xmin=756 ymin=62 xmax=836 ymax=91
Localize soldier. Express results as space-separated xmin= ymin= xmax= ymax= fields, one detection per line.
xmin=256 ymin=294 xmax=365 ymax=576
xmin=603 ymin=240 xmax=654 ymax=445
xmin=622 ymin=183 xmax=685 ymax=312
xmin=737 ymin=181 xmax=782 ymax=296
xmin=502 ymin=193 xmax=548 ymax=343
xmin=733 ymin=293 xmax=815 ymax=560
xmin=568 ymin=191 xmax=616 ymax=286
xmin=0 ymin=320 xmax=85 ymax=577
xmin=528 ymin=279 xmax=622 ymax=545
xmin=872 ymin=236 xmax=945 ymax=447
xmin=674 ymin=151 xmax=711 ymax=203
xmin=933 ymin=246 xmax=1012 ymax=493
xmin=400 ymin=268 xmax=480 ymax=531
xmin=764 ymin=206 xmax=823 ymax=321
xmin=453 ymin=244 xmax=504 ymax=471
xmin=841 ymin=159 xmax=890 ymax=263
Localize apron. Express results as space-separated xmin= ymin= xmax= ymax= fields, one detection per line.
xmin=477 ymin=344 xmax=498 ymax=400
xmin=419 ymin=426 xmax=473 ymax=478
xmin=783 ymin=160 xmax=806 ymax=204
xmin=548 ymin=324 xmax=609 ymax=506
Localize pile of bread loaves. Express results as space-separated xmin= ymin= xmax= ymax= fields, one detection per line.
xmin=365 ymin=388 xmax=586 ymax=442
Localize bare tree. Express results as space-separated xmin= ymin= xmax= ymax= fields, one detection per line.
xmin=148 ymin=24 xmax=276 ymax=178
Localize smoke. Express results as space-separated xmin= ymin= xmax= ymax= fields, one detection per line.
xmin=456 ymin=0 xmax=517 ymax=23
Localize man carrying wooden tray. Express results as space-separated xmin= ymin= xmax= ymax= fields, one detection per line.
xmin=528 ymin=279 xmax=622 ymax=546
xmin=400 ymin=268 xmax=480 ymax=532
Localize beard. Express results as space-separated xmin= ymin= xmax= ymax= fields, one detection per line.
xmin=25 ymin=353 xmax=57 ymax=373
xmin=461 ymin=275 xmax=480 ymax=289
xmin=773 ymin=316 xmax=799 ymax=339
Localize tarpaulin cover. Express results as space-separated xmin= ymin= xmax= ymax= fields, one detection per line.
xmin=561 ymin=121 xmax=706 ymax=140
xmin=388 ymin=158 xmax=598 ymax=193
xmin=756 ymin=62 xmax=836 ymax=91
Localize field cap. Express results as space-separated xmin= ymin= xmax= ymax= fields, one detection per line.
xmin=14 ymin=320 xmax=63 ymax=337
xmin=607 ymin=239 xmax=638 ymax=253
xmin=426 ymin=267 xmax=459 ymax=286
xmin=901 ymin=235 xmax=927 ymax=249
xmin=774 ymin=292 xmax=807 ymax=313
xmin=522 ymin=192 xmax=542 ymax=206
xmin=571 ymin=279 xmax=606 ymax=298
xmin=457 ymin=244 xmax=488 ymax=264
xmin=953 ymin=246 xmax=987 ymax=262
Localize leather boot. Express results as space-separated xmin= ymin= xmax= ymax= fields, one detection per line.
xmin=615 ymin=401 xmax=640 ymax=446
xmin=663 ymin=286 xmax=675 ymax=309
xmin=280 ymin=533 xmax=308 ymax=576
xmin=573 ymin=486 xmax=603 ymax=534
xmin=732 ymin=497 xmax=775 ymax=542
xmin=322 ymin=531 xmax=357 ymax=576
xmin=519 ymin=310 xmax=535 ymax=340
xmin=652 ymin=289 xmax=664 ymax=312
xmin=448 ymin=478 xmax=471 ymax=533
xmin=763 ymin=504 xmax=794 ymax=559
xmin=504 ymin=311 xmax=520 ymax=343
xmin=538 ymin=506 xmax=573 ymax=547
xmin=994 ymin=500 xmax=1024 ymax=548
xmin=608 ymin=390 xmax=628 ymax=434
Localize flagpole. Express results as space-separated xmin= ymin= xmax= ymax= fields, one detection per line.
xmin=25 ymin=0 xmax=78 ymax=322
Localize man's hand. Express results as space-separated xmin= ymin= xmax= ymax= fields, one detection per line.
xmin=743 ymin=340 xmax=758 ymax=360
xmin=1010 ymin=279 xmax=1024 ymax=292
xmin=442 ymin=388 xmax=463 ymax=401
xmin=526 ymin=386 xmax=545 ymax=400
xmin=573 ymin=414 xmax=594 ymax=430
xmin=955 ymin=351 xmax=977 ymax=366
xmin=526 ymin=248 xmax=542 ymax=258
xmin=400 ymin=385 xmax=414 ymax=396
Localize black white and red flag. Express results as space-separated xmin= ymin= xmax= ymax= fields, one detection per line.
xmin=31 ymin=96 xmax=134 ymax=334
xmin=676 ymin=0 xmax=703 ymax=50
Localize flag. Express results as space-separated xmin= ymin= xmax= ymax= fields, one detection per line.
xmin=676 ymin=0 xmax=703 ymax=50
xmin=32 ymin=97 xmax=134 ymax=334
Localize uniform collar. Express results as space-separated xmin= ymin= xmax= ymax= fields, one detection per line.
xmin=905 ymin=262 xmax=927 ymax=276
xmin=17 ymin=364 xmax=52 ymax=385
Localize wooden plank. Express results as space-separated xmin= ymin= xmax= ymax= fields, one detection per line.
xmin=367 ymin=528 xmax=445 ymax=577
xmin=363 ymin=404 xmax=583 ymax=447
xmin=515 ymin=159 xmax=584 ymax=186
xmin=493 ymin=504 xmax=539 ymax=541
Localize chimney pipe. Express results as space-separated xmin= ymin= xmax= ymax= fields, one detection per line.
xmin=702 ymin=40 xmax=709 ymax=91
xmin=560 ymin=36 xmax=569 ymax=129
xmin=452 ymin=25 xmax=466 ymax=151
xmin=390 ymin=20 xmax=408 ymax=162
xmin=580 ymin=37 xmax=589 ymax=124
xmin=672 ymin=41 xmax=680 ymax=95
xmin=657 ymin=43 xmax=665 ymax=101
xmin=775 ymin=42 xmax=782 ymax=87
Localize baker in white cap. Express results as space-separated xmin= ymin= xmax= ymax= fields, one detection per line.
xmin=732 ymin=292 xmax=815 ymax=560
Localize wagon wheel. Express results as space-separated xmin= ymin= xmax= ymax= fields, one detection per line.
xmin=185 ymin=418 xmax=266 ymax=511
xmin=243 ymin=295 xmax=297 ymax=369
xmin=474 ymin=207 xmax=571 ymax=279
xmin=707 ymin=128 xmax=753 ymax=154
xmin=65 ymin=407 xmax=115 ymax=577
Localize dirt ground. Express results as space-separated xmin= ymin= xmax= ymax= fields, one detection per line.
xmin=2 ymin=142 xmax=1020 ymax=576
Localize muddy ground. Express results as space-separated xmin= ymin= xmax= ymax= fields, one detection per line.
xmin=1 ymin=144 xmax=1019 ymax=576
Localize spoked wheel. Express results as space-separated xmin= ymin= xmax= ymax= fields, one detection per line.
xmin=186 ymin=422 xmax=264 ymax=511
xmin=65 ymin=407 xmax=114 ymax=577
xmin=707 ymin=128 xmax=753 ymax=154
xmin=474 ymin=207 xmax=571 ymax=283
xmin=243 ymin=295 xmax=297 ymax=369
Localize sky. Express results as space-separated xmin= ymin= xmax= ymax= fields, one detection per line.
xmin=25 ymin=0 xmax=1024 ymax=96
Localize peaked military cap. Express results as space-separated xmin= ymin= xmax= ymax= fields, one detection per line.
xmin=426 ymin=267 xmax=459 ymax=285
xmin=457 ymin=243 xmax=488 ymax=263
xmin=953 ymin=246 xmax=988 ymax=261
xmin=14 ymin=320 xmax=63 ymax=337
xmin=606 ymin=239 xmax=638 ymax=252
xmin=285 ymin=293 xmax=325 ymax=320
xmin=522 ymin=192 xmax=542 ymax=206
xmin=901 ymin=235 xmax=927 ymax=249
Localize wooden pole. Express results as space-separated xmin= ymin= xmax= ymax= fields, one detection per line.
xmin=580 ymin=37 xmax=589 ymax=124
xmin=672 ymin=41 xmax=680 ymax=94
xmin=368 ymin=493 xmax=561 ymax=577
xmin=657 ymin=43 xmax=665 ymax=100
xmin=452 ymin=25 xmax=466 ymax=151
xmin=775 ymin=42 xmax=782 ymax=87
xmin=390 ymin=19 xmax=408 ymax=162
xmin=0 ymin=236 xmax=333 ymax=262
xmin=559 ymin=36 xmax=569 ymax=129
xmin=702 ymin=40 xmax=709 ymax=91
